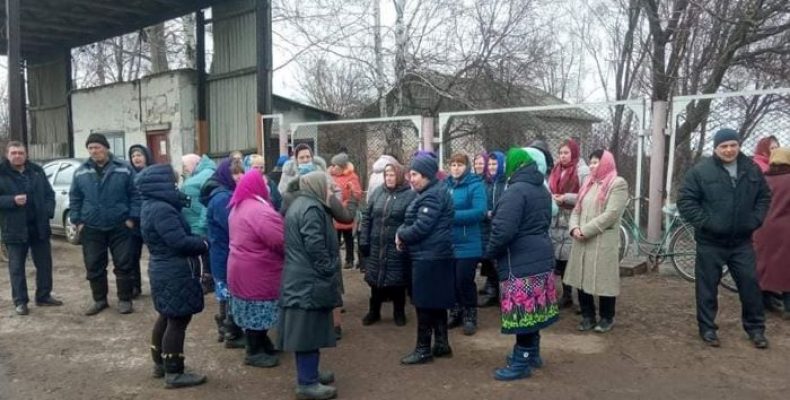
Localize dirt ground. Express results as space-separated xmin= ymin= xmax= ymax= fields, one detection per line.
xmin=0 ymin=238 xmax=789 ymax=400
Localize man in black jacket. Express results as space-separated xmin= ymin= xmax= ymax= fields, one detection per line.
xmin=0 ymin=141 xmax=63 ymax=315
xmin=678 ymin=128 xmax=772 ymax=349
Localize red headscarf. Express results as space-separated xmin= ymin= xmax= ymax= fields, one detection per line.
xmin=575 ymin=150 xmax=617 ymax=213
xmin=753 ymin=136 xmax=777 ymax=174
xmin=229 ymin=170 xmax=270 ymax=209
xmin=548 ymin=139 xmax=581 ymax=196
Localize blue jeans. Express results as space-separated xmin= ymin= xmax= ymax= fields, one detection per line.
xmin=6 ymin=238 xmax=53 ymax=306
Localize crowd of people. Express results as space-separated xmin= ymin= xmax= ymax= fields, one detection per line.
xmin=1 ymin=127 xmax=789 ymax=399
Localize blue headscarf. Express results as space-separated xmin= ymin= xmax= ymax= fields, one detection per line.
xmin=489 ymin=151 xmax=506 ymax=182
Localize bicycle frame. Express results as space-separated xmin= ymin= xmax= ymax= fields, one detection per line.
xmin=620 ymin=197 xmax=687 ymax=263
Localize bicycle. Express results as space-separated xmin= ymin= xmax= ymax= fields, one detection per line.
xmin=619 ymin=197 xmax=737 ymax=292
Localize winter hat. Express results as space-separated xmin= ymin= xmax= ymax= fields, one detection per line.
xmin=275 ymin=155 xmax=289 ymax=168
xmin=713 ymin=128 xmax=741 ymax=148
xmin=769 ymin=147 xmax=790 ymax=166
xmin=410 ymin=154 xmax=439 ymax=181
xmin=505 ymin=148 xmax=534 ymax=178
xmin=86 ymin=133 xmax=110 ymax=149
xmin=331 ymin=152 xmax=350 ymax=168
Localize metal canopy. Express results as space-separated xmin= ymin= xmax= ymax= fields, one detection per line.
xmin=0 ymin=0 xmax=221 ymax=57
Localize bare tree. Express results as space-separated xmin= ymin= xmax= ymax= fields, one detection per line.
xmin=296 ymin=55 xmax=374 ymax=116
xmin=145 ymin=23 xmax=170 ymax=74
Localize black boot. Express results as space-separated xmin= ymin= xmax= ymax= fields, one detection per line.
xmin=150 ymin=346 xmax=164 ymax=378
xmin=244 ymin=330 xmax=279 ymax=368
xmin=224 ymin=302 xmax=245 ymax=349
xmin=163 ymin=354 xmax=207 ymax=389
xmin=448 ymin=306 xmax=463 ymax=329
xmin=401 ymin=324 xmax=434 ymax=365
xmin=392 ymin=288 xmax=407 ymax=327
xmin=462 ymin=307 xmax=477 ymax=336
xmin=432 ymin=318 xmax=453 ymax=358
xmin=214 ymin=301 xmax=227 ymax=342
xmin=362 ymin=294 xmax=382 ymax=326
xmin=559 ymin=284 xmax=574 ymax=309
xmin=478 ymin=277 xmax=499 ymax=308
xmin=85 ymin=280 xmax=109 ymax=316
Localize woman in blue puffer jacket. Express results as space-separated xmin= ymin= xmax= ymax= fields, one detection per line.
xmin=138 ymin=164 xmax=209 ymax=389
xmin=446 ymin=153 xmax=487 ymax=336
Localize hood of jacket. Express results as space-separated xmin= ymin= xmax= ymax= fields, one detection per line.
xmin=372 ymin=155 xmax=398 ymax=174
xmin=137 ymin=164 xmax=184 ymax=208
xmin=193 ymin=155 xmax=216 ymax=176
xmin=524 ymin=147 xmax=549 ymax=176
xmin=128 ymin=145 xmax=154 ymax=171
xmin=509 ymin=162 xmax=545 ymax=186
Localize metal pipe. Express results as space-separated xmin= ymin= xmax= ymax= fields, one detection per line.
xmin=633 ymin=98 xmax=646 ymax=254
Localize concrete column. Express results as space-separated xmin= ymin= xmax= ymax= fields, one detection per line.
xmin=647 ymin=101 xmax=667 ymax=242
xmin=421 ymin=117 xmax=434 ymax=152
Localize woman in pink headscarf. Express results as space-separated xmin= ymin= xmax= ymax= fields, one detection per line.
xmin=564 ymin=150 xmax=628 ymax=334
xmin=752 ymin=136 xmax=780 ymax=174
xmin=227 ymin=170 xmax=285 ymax=368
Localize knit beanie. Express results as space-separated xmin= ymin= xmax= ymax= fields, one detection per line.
xmin=410 ymin=154 xmax=439 ymax=180
xmin=86 ymin=133 xmax=110 ymax=149
xmin=505 ymin=147 xmax=534 ymax=178
xmin=331 ymin=153 xmax=350 ymax=168
xmin=713 ymin=128 xmax=741 ymax=148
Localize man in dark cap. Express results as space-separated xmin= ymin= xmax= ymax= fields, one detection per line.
xmin=678 ymin=128 xmax=772 ymax=348
xmin=70 ymin=133 xmax=141 ymax=315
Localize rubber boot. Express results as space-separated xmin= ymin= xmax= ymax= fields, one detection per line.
xmin=295 ymin=383 xmax=337 ymax=400
xmin=506 ymin=334 xmax=543 ymax=368
xmin=448 ymin=306 xmax=463 ymax=329
xmin=244 ymin=330 xmax=279 ymax=368
xmin=361 ymin=295 xmax=382 ymax=326
xmin=431 ymin=318 xmax=453 ymax=358
xmin=400 ymin=324 xmax=434 ymax=365
xmin=462 ymin=307 xmax=478 ymax=336
xmin=163 ymin=354 xmax=207 ymax=389
xmin=494 ymin=346 xmax=532 ymax=381
xmin=214 ymin=301 xmax=227 ymax=343
xmin=150 ymin=346 xmax=164 ymax=378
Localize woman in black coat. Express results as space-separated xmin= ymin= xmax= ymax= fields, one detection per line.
xmin=359 ymin=161 xmax=416 ymax=326
xmin=396 ymin=154 xmax=456 ymax=365
xmin=138 ymin=164 xmax=209 ymax=389
xmin=278 ymin=171 xmax=340 ymax=400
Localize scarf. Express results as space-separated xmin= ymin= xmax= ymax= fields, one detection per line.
xmin=753 ymin=136 xmax=776 ymax=173
xmin=229 ymin=170 xmax=270 ymax=209
xmin=299 ymin=171 xmax=329 ymax=207
xmin=505 ymin=148 xmax=534 ymax=178
xmin=548 ymin=139 xmax=581 ymax=195
xmin=575 ymin=150 xmax=617 ymax=213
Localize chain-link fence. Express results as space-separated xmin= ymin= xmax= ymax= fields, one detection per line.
xmin=290 ymin=117 xmax=423 ymax=192
xmin=668 ymin=89 xmax=790 ymax=201
xmin=438 ymin=100 xmax=649 ymax=227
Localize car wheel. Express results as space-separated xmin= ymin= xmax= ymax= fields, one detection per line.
xmin=64 ymin=211 xmax=81 ymax=245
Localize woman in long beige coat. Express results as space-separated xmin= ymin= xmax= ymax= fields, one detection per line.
xmin=564 ymin=149 xmax=628 ymax=333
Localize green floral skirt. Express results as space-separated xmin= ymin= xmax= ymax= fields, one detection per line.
xmin=499 ymin=271 xmax=559 ymax=334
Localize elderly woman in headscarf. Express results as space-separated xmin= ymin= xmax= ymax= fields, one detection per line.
xmin=396 ymin=154 xmax=456 ymax=365
xmin=753 ymin=136 xmax=780 ymax=174
xmin=564 ymin=150 xmax=628 ymax=333
xmin=358 ymin=160 xmax=416 ymax=326
xmin=227 ymin=170 xmax=284 ymax=369
xmin=547 ymin=139 xmax=589 ymax=309
xmin=201 ymin=158 xmax=246 ymax=347
xmin=485 ymin=148 xmax=557 ymax=381
xmin=479 ymin=150 xmax=507 ymax=308
xmin=247 ymin=154 xmax=282 ymax=211
xmin=278 ymin=171 xmax=340 ymax=400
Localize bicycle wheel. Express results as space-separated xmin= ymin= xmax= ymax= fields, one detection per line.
xmin=720 ymin=266 xmax=739 ymax=293
xmin=619 ymin=223 xmax=630 ymax=261
xmin=668 ymin=223 xmax=696 ymax=282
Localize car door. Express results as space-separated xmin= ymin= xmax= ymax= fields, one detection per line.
xmin=43 ymin=162 xmax=61 ymax=229
xmin=51 ymin=162 xmax=77 ymax=230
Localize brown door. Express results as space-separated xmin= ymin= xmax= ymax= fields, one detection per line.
xmin=146 ymin=131 xmax=171 ymax=164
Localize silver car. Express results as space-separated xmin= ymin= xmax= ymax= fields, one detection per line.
xmin=42 ymin=158 xmax=83 ymax=245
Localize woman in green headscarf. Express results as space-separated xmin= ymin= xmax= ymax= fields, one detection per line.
xmin=278 ymin=171 xmax=340 ymax=399
xmin=484 ymin=148 xmax=558 ymax=381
